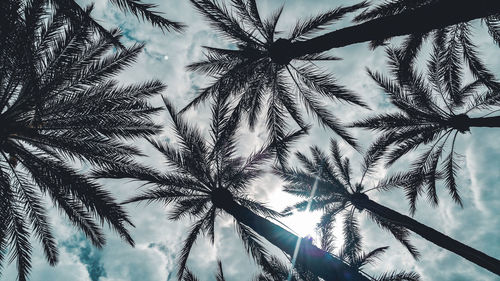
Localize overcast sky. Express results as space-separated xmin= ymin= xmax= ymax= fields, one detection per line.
xmin=4 ymin=1 xmax=500 ymax=280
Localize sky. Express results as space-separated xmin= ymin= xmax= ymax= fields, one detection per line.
xmin=3 ymin=0 xmax=500 ymax=280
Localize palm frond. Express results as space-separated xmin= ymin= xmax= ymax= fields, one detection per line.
xmin=177 ymin=215 xmax=206 ymax=280
xmin=11 ymin=144 xmax=133 ymax=246
xmin=317 ymin=215 xmax=336 ymax=253
xmin=262 ymin=5 xmax=283 ymax=42
xmin=189 ymin=0 xmax=256 ymax=45
xmin=229 ymin=0 xmax=266 ymax=40
xmin=215 ymin=259 xmax=225 ymax=281
xmin=366 ymin=212 xmax=420 ymax=259
xmin=10 ymin=169 xmax=58 ymax=265
xmin=235 ymin=222 xmax=270 ymax=265
xmin=182 ymin=268 xmax=201 ymax=281
xmin=459 ymin=23 xmax=500 ymax=91
xmin=341 ymin=209 xmax=361 ymax=264
xmin=485 ymin=15 xmax=500 ymax=47
xmin=169 ymin=198 xmax=211 ymax=221
xmin=294 ymin=64 xmax=368 ymax=107
xmin=300 ymin=88 xmax=358 ymax=149
xmin=351 ymin=246 xmax=389 ymax=269
xmin=441 ymin=133 xmax=463 ymax=207
xmin=109 ymin=0 xmax=185 ymax=32
xmin=354 ymin=0 xmax=432 ymax=22
xmin=290 ymin=1 xmax=369 ymax=40
xmin=439 ymin=25 xmax=464 ymax=106
xmin=375 ymin=270 xmax=421 ymax=281
xmin=124 ymin=188 xmax=201 ymax=206
xmin=3 ymin=186 xmax=32 ymax=281
xmin=236 ymin=197 xmax=282 ymax=218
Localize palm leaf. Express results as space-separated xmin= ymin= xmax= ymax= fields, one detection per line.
xmin=290 ymin=1 xmax=369 ymax=40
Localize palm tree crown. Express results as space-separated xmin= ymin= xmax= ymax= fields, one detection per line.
xmin=0 ymin=1 xmax=164 ymax=280
xmin=277 ymin=140 xmax=500 ymax=274
xmin=352 ymin=44 xmax=500 ymax=212
xmin=184 ymin=0 xmax=369 ymax=164
xmin=95 ymin=97 xmax=299 ymax=280
xmin=276 ymin=140 xmax=421 ymax=260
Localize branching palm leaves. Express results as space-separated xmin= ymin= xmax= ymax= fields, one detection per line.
xmin=326 ymin=222 xmax=420 ymax=281
xmin=94 ymin=97 xmax=303 ymax=280
xmin=276 ymin=140 xmax=421 ymax=261
xmin=277 ymin=141 xmax=500 ymax=274
xmin=49 ymin=0 xmax=185 ymax=34
xmin=352 ymin=44 xmax=500 ymax=213
xmin=355 ymin=0 xmax=500 ymax=91
xmin=0 ymin=2 xmax=163 ymax=280
xmin=184 ymin=0 xmax=369 ymax=164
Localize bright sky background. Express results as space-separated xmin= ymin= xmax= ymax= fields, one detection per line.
xmin=4 ymin=1 xmax=500 ymax=280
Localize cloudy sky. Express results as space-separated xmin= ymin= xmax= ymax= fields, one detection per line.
xmin=4 ymin=1 xmax=500 ymax=280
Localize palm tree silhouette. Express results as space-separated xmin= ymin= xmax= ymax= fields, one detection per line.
xmin=0 ymin=2 xmax=163 ymax=280
xmin=277 ymin=141 xmax=500 ymax=275
xmin=353 ymin=1 xmax=500 ymax=91
xmin=352 ymin=45 xmax=500 ymax=213
xmin=272 ymin=0 xmax=500 ymax=60
xmin=183 ymin=0 xmax=369 ymax=162
xmin=94 ymin=97 xmax=372 ymax=281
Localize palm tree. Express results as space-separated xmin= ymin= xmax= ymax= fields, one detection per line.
xmin=184 ymin=0 xmax=369 ymax=163
xmin=0 ymin=2 xmax=164 ymax=280
xmin=351 ymin=44 xmax=500 ymax=213
xmin=271 ymin=0 xmax=500 ymax=61
xmin=353 ymin=1 xmax=500 ymax=91
xmin=94 ymin=97 xmax=372 ymax=281
xmin=276 ymin=140 xmax=500 ymax=275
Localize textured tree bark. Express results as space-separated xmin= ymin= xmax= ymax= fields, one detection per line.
xmin=286 ymin=0 xmax=500 ymax=58
xmin=357 ymin=198 xmax=500 ymax=276
xmin=220 ymin=199 xmax=371 ymax=281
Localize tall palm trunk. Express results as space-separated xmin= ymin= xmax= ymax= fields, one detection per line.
xmin=285 ymin=0 xmax=500 ymax=59
xmin=219 ymin=199 xmax=371 ymax=281
xmin=355 ymin=197 xmax=500 ymax=275
xmin=468 ymin=116 xmax=500 ymax=128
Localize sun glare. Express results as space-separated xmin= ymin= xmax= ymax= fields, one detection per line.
xmin=282 ymin=211 xmax=321 ymax=239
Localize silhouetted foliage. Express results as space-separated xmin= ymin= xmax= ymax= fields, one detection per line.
xmin=269 ymin=0 xmax=500 ymax=59
xmin=0 ymin=1 xmax=163 ymax=279
xmin=355 ymin=0 xmax=500 ymax=59
xmin=254 ymin=221 xmax=420 ymax=281
xmin=352 ymin=44 xmax=500 ymax=213
xmin=277 ymin=140 xmax=420 ymax=260
xmin=278 ymin=140 xmax=500 ymax=274
xmin=49 ymin=0 xmax=185 ymax=34
xmin=355 ymin=2 xmax=500 ymax=93
xmin=94 ymin=96 xmax=305 ymax=279
xmin=184 ymin=0 xmax=369 ymax=165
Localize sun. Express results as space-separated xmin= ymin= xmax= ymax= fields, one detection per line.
xmin=281 ymin=210 xmax=321 ymax=239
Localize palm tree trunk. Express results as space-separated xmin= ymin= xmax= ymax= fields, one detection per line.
xmin=468 ymin=116 xmax=500 ymax=128
xmin=357 ymin=198 xmax=500 ymax=275
xmin=287 ymin=0 xmax=500 ymax=58
xmin=219 ymin=199 xmax=371 ymax=281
